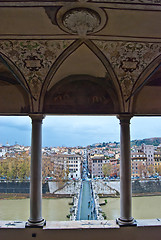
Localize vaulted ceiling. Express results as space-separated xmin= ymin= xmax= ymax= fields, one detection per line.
xmin=0 ymin=0 xmax=161 ymax=115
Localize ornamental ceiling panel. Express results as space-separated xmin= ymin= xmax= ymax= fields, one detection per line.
xmin=0 ymin=40 xmax=73 ymax=100
xmin=93 ymin=40 xmax=161 ymax=99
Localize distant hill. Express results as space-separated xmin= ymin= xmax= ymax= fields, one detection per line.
xmin=131 ymin=137 xmax=161 ymax=146
xmin=87 ymin=137 xmax=161 ymax=148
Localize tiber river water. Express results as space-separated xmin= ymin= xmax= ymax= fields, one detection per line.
xmin=1 ymin=196 xmax=161 ymax=221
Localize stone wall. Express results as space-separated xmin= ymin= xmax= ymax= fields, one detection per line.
xmin=0 ymin=181 xmax=49 ymax=194
xmin=132 ymin=179 xmax=161 ymax=194
xmin=0 ymin=180 xmax=161 ymax=195
xmin=94 ymin=179 xmax=161 ymax=196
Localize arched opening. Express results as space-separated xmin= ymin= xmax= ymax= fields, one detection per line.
xmin=132 ymin=59 xmax=161 ymax=115
xmin=0 ymin=55 xmax=30 ymax=114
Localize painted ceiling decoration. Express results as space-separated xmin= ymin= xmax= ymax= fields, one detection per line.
xmin=0 ymin=39 xmax=161 ymax=110
xmin=0 ymin=40 xmax=73 ymax=100
xmin=93 ymin=41 xmax=161 ymax=99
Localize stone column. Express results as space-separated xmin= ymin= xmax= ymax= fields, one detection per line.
xmin=116 ymin=115 xmax=136 ymax=226
xmin=26 ymin=114 xmax=46 ymax=227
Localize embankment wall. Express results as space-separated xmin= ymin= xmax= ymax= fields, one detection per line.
xmin=0 ymin=181 xmax=49 ymax=194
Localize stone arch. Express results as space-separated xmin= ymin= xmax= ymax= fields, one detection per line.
xmin=39 ymin=39 xmax=123 ymax=113
xmin=130 ymin=55 xmax=161 ymax=114
xmin=0 ymin=52 xmax=31 ymax=114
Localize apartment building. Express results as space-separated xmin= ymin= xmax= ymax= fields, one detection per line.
xmin=52 ymin=154 xmax=83 ymax=180
xmin=91 ymin=156 xmax=104 ymax=178
xmin=154 ymin=151 xmax=161 ymax=169
xmin=88 ymin=154 xmax=104 ymax=177
xmin=142 ymin=144 xmax=155 ymax=166
xmin=89 ymin=154 xmax=119 ymax=178
xmin=131 ymin=151 xmax=147 ymax=178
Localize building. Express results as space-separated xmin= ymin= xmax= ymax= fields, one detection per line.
xmin=88 ymin=154 xmax=104 ymax=176
xmin=90 ymin=156 xmax=105 ymax=178
xmin=142 ymin=144 xmax=155 ymax=166
xmin=131 ymin=151 xmax=147 ymax=178
xmin=154 ymin=151 xmax=161 ymax=173
xmin=52 ymin=154 xmax=82 ymax=180
xmin=68 ymin=154 xmax=82 ymax=179
xmin=88 ymin=154 xmax=119 ymax=178
xmin=0 ymin=146 xmax=6 ymax=158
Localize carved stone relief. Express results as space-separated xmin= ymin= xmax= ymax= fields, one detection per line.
xmin=62 ymin=8 xmax=101 ymax=35
xmin=0 ymin=40 xmax=73 ymax=99
xmin=56 ymin=6 xmax=107 ymax=36
xmin=93 ymin=40 xmax=161 ymax=98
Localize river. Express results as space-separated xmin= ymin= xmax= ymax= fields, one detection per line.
xmin=101 ymin=196 xmax=161 ymax=220
xmin=0 ymin=198 xmax=71 ymax=221
xmin=0 ymin=196 xmax=161 ymax=221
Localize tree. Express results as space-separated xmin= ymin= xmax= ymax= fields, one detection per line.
xmin=138 ymin=162 xmax=147 ymax=178
xmin=102 ymin=163 xmax=112 ymax=177
xmin=155 ymin=165 xmax=161 ymax=175
xmin=65 ymin=166 xmax=70 ymax=180
xmin=0 ymin=152 xmax=30 ymax=181
xmin=147 ymin=164 xmax=155 ymax=176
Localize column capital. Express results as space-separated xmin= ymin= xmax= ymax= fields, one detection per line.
xmin=29 ymin=114 xmax=45 ymax=123
xmin=117 ymin=114 xmax=133 ymax=124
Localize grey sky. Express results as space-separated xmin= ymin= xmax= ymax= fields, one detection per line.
xmin=0 ymin=116 xmax=160 ymax=147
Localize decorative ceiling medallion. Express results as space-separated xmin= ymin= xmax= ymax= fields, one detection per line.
xmin=57 ymin=5 xmax=107 ymax=36
xmin=62 ymin=8 xmax=100 ymax=35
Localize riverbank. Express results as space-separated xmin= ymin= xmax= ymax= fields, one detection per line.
xmin=99 ymin=192 xmax=161 ymax=198
xmin=0 ymin=193 xmax=74 ymax=200
xmin=2 ymin=191 xmax=161 ymax=200
xmin=0 ymin=193 xmax=29 ymax=200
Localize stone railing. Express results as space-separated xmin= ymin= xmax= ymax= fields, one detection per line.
xmin=70 ymin=181 xmax=82 ymax=221
xmin=91 ymin=180 xmax=104 ymax=220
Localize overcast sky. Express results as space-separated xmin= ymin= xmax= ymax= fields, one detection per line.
xmin=0 ymin=116 xmax=160 ymax=147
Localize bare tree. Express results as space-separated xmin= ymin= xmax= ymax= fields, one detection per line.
xmin=102 ymin=163 xmax=112 ymax=177
xmin=155 ymin=165 xmax=161 ymax=175
xmin=147 ymin=164 xmax=155 ymax=176
xmin=138 ymin=162 xmax=146 ymax=178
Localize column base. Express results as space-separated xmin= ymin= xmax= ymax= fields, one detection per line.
xmin=116 ymin=217 xmax=137 ymax=227
xmin=25 ymin=219 xmax=46 ymax=228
